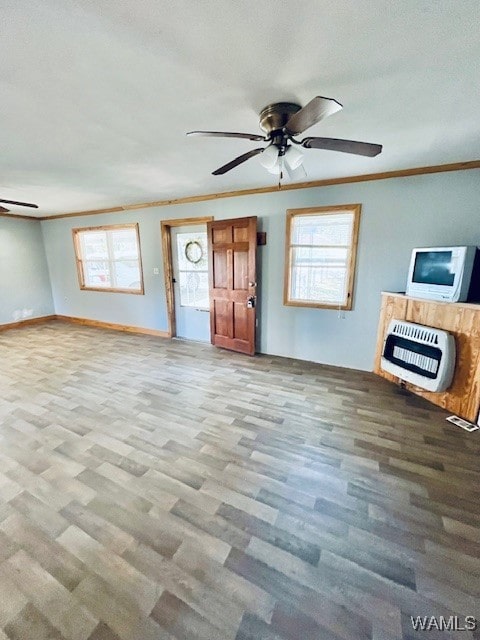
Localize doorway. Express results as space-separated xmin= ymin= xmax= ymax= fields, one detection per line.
xmin=161 ymin=215 xmax=259 ymax=354
xmin=160 ymin=216 xmax=213 ymax=341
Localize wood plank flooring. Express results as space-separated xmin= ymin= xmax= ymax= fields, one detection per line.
xmin=0 ymin=321 xmax=479 ymax=640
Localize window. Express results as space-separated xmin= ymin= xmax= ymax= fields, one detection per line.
xmin=73 ymin=223 xmax=144 ymax=294
xmin=175 ymin=231 xmax=209 ymax=309
xmin=284 ymin=204 xmax=361 ymax=310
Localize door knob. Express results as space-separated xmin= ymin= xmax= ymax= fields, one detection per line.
xmin=248 ymin=281 xmax=257 ymax=287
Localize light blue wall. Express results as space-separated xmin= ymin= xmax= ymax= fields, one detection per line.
xmin=41 ymin=169 xmax=480 ymax=370
xmin=0 ymin=217 xmax=54 ymax=325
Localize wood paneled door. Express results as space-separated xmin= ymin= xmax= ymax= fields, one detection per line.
xmin=207 ymin=216 xmax=257 ymax=355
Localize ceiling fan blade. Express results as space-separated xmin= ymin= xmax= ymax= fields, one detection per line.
xmin=0 ymin=206 xmax=10 ymax=213
xmin=0 ymin=198 xmax=39 ymax=208
xmin=301 ymin=137 xmax=382 ymax=157
xmin=187 ymin=130 xmax=266 ymax=141
xmin=212 ymin=148 xmax=265 ymax=175
xmin=285 ymin=96 xmax=343 ymax=135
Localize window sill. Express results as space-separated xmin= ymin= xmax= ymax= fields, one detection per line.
xmin=284 ymin=299 xmax=352 ymax=310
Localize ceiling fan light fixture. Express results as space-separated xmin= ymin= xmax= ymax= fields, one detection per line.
xmin=259 ymin=144 xmax=279 ymax=170
xmin=284 ymin=145 xmax=304 ymax=170
xmin=267 ymin=163 xmax=281 ymax=175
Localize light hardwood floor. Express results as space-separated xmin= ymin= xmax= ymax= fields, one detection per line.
xmin=0 ymin=321 xmax=479 ymax=640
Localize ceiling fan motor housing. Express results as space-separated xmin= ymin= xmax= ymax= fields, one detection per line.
xmin=259 ymin=102 xmax=301 ymax=135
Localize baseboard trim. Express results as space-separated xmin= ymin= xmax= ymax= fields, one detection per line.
xmin=0 ymin=315 xmax=57 ymax=332
xmin=55 ymin=315 xmax=171 ymax=338
xmin=1 ymin=313 xmax=172 ymax=339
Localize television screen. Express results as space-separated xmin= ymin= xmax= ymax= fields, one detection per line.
xmin=412 ymin=251 xmax=455 ymax=286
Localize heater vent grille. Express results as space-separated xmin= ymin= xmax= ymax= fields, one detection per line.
xmin=391 ymin=322 xmax=439 ymax=345
xmin=381 ymin=320 xmax=455 ymax=392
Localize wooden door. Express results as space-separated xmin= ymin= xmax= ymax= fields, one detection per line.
xmin=207 ymin=216 xmax=257 ymax=355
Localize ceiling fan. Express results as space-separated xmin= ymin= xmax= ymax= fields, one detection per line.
xmin=0 ymin=198 xmax=39 ymax=213
xmin=187 ymin=96 xmax=382 ymax=179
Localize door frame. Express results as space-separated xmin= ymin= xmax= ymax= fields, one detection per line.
xmin=160 ymin=216 xmax=213 ymax=338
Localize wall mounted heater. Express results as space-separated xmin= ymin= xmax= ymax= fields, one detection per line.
xmin=381 ymin=320 xmax=456 ymax=392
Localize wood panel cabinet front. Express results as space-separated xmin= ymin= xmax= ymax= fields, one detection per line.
xmin=375 ymin=293 xmax=480 ymax=421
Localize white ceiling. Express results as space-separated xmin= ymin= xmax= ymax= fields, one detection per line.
xmin=2 ymin=0 xmax=479 ymax=217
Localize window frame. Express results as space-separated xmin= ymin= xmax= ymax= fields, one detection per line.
xmin=283 ymin=204 xmax=361 ymax=310
xmin=72 ymin=222 xmax=145 ymax=295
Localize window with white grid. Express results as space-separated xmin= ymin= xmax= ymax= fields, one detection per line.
xmin=284 ymin=205 xmax=361 ymax=309
xmin=73 ymin=223 xmax=144 ymax=294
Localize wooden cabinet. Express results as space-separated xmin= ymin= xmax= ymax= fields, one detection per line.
xmin=374 ymin=292 xmax=480 ymax=421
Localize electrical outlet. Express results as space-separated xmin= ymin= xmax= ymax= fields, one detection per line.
xmin=153 ymin=267 xmax=159 ymax=275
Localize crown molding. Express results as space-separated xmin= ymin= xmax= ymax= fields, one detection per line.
xmin=0 ymin=211 xmax=42 ymax=221
xmin=5 ymin=160 xmax=479 ymax=222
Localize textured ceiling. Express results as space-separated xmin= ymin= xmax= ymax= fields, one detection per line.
xmin=1 ymin=0 xmax=480 ymax=217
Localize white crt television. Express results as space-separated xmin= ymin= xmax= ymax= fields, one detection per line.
xmin=406 ymin=246 xmax=479 ymax=303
